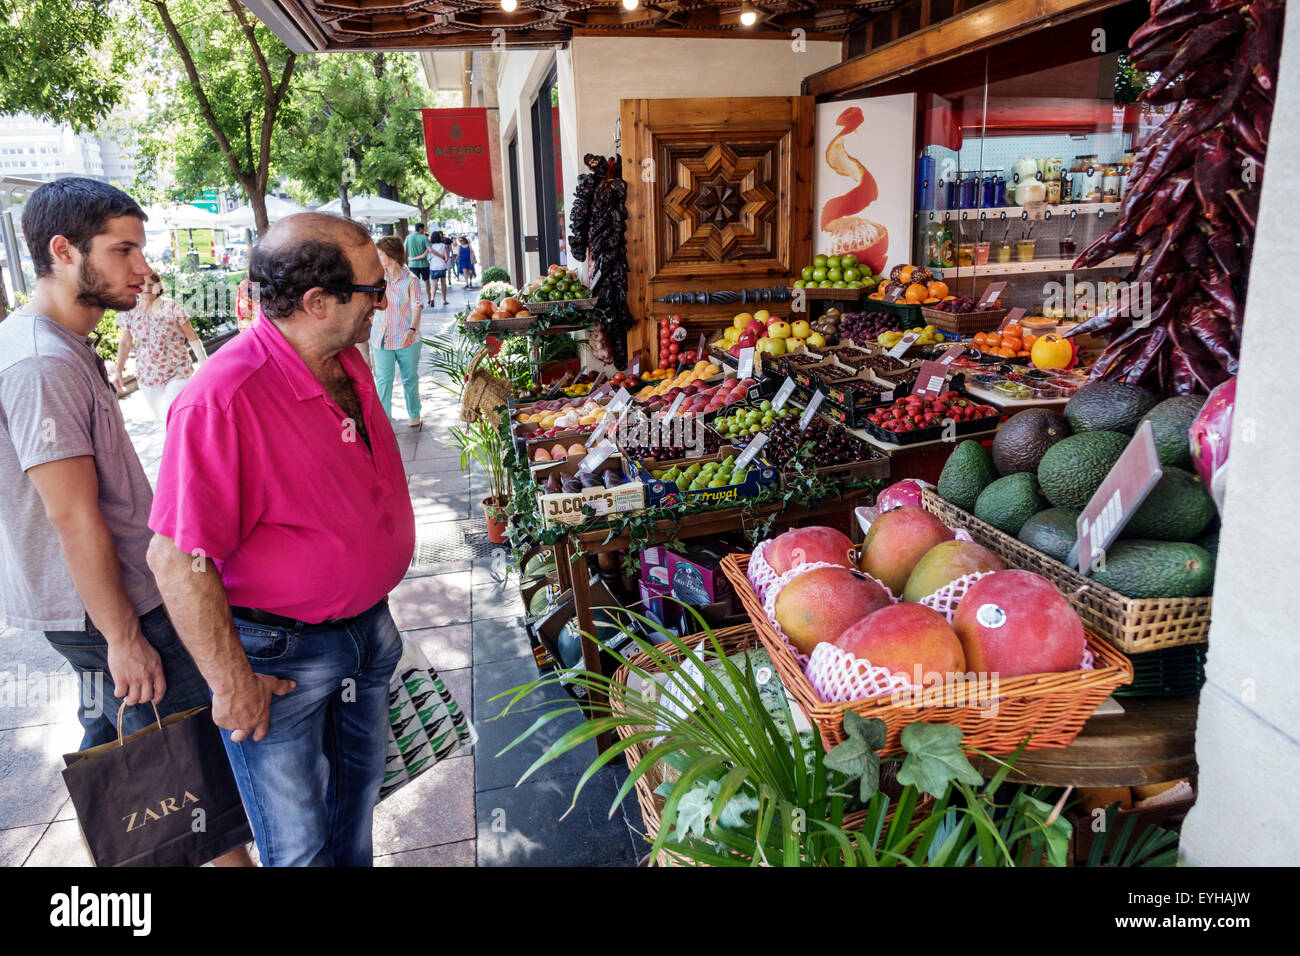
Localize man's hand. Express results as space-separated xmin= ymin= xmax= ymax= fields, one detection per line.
xmin=214 ymin=672 xmax=297 ymax=743
xmin=106 ymin=630 xmax=167 ymax=705
xmin=401 ymin=329 xmax=419 ymax=348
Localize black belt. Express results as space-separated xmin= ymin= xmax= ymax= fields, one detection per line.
xmin=230 ymin=606 xmax=365 ymax=632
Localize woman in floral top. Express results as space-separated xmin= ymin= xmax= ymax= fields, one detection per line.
xmin=113 ymin=270 xmax=207 ymax=425
xmin=371 ymin=236 xmax=425 ymax=427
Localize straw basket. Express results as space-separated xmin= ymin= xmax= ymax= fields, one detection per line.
xmin=921 ymin=488 xmax=1212 ymax=653
xmin=609 ymin=624 xmax=933 ymax=866
xmin=720 ymin=553 xmax=1132 ymax=755
xmin=459 ymin=346 xmax=513 ymax=423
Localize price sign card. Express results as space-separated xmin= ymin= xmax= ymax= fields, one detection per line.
xmin=1070 ymin=422 xmax=1163 ymax=574
xmin=630 ymin=354 xmax=641 ymax=375
xmin=887 ymin=332 xmax=920 ymax=359
xmin=735 ymin=433 xmax=769 ymax=470
xmin=697 ymin=332 xmax=707 ymax=361
xmin=938 ymin=344 xmax=967 ymax=365
xmin=911 ymin=361 xmax=949 ymax=399
xmin=771 ymin=377 xmax=797 ymax=412
xmin=978 ymin=281 xmax=1008 ymax=309
xmin=798 ymin=390 xmax=825 ymax=431
xmin=608 ymin=387 xmax=632 ymax=413
xmin=737 ymin=347 xmax=755 ymax=380
xmin=578 ymin=440 xmax=617 ymax=474
xmin=997 ymin=307 xmax=1027 ymax=331
xmin=664 ymin=392 xmax=687 ymax=420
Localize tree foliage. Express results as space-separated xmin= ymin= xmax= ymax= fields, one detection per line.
xmin=0 ymin=0 xmax=134 ymax=131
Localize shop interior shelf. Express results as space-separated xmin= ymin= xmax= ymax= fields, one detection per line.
xmin=917 ymin=201 xmax=1121 ymax=223
xmin=946 ymin=255 xmax=1135 ymax=277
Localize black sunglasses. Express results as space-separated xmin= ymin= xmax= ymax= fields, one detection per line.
xmin=329 ymin=283 xmax=387 ymax=297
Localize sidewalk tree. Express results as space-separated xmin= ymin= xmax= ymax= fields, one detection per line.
xmin=137 ymin=0 xmax=296 ymax=233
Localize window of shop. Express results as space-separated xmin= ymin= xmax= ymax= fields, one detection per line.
xmin=507 ymin=132 xmax=523 ymax=288
xmin=529 ymin=67 xmax=563 ymax=272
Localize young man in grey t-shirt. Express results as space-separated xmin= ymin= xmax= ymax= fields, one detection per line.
xmin=0 ymin=179 xmax=253 ymax=865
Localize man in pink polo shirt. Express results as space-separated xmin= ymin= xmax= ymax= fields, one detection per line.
xmin=146 ymin=213 xmax=415 ymax=867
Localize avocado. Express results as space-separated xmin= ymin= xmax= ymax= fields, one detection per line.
xmin=992 ymin=408 xmax=1072 ymax=476
xmin=973 ymin=472 xmax=1048 ymax=536
xmin=1037 ymin=431 xmax=1130 ymax=510
xmin=1064 ymin=381 xmax=1159 ymax=434
xmin=1196 ymin=524 xmax=1220 ymax=562
xmin=1121 ymin=467 xmax=1216 ymax=541
xmin=937 ymin=440 xmax=998 ymax=512
xmin=1137 ymin=394 xmax=1207 ymax=468
xmin=1018 ymin=507 xmax=1081 ymax=563
xmin=1090 ymin=539 xmax=1215 ymax=598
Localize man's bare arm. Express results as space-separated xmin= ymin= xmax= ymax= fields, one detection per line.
xmin=28 ymin=456 xmax=164 ymax=704
xmin=147 ymin=533 xmax=294 ymax=741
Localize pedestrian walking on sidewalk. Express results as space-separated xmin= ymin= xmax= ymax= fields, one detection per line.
xmin=458 ymin=235 xmax=477 ymax=287
xmin=428 ymin=229 xmax=451 ymax=306
xmin=112 ymin=269 xmax=207 ymax=425
xmin=147 ymin=212 xmax=416 ymax=867
xmin=0 ymin=178 xmax=252 ymax=866
xmin=404 ymin=222 xmax=431 ymax=303
xmin=371 ymin=235 xmax=424 ymax=428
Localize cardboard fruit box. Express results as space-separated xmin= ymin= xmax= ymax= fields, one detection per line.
xmin=533 ymin=457 xmax=646 ymax=528
xmin=633 ymin=444 xmax=779 ymax=509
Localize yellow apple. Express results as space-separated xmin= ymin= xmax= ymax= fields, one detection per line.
xmin=767 ymin=320 xmax=792 ymax=340
xmin=722 ymin=326 xmax=740 ymax=344
xmin=791 ymin=320 xmax=812 ymax=339
xmin=806 ymin=331 xmax=827 ymax=349
xmin=758 ymin=336 xmax=787 ymax=356
xmin=754 ymin=309 xmax=771 ymax=324
xmin=733 ymin=312 xmax=754 ymax=329
xmin=787 ymin=337 xmax=807 ymax=352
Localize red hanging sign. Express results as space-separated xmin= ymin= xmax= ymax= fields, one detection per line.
xmin=421 ymin=109 xmax=494 ymax=200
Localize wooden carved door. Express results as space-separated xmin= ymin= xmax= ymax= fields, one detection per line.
xmin=621 ymin=96 xmax=814 ymax=366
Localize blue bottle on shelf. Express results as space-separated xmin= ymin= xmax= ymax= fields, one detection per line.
xmin=916 ymin=154 xmax=936 ymax=210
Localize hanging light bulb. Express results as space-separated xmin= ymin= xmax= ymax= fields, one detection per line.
xmin=501 ymin=0 xmax=517 ymax=11
xmin=622 ymin=0 xmax=639 ymax=9
xmin=739 ymin=2 xmax=758 ymax=26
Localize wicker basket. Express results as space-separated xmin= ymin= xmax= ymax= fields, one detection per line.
xmin=608 ymin=624 xmax=932 ymax=865
xmin=920 ymin=306 xmax=1009 ymax=335
xmin=920 ymin=488 xmax=1212 ymax=653
xmin=459 ymin=346 xmax=513 ymax=423
xmin=720 ymin=553 xmax=1133 ymax=755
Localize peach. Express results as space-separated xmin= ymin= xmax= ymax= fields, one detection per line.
xmin=774 ymin=568 xmax=891 ymax=656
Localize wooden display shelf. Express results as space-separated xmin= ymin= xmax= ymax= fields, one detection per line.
xmin=944 ymin=255 xmax=1135 ymax=277
xmin=919 ymin=201 xmax=1120 ymax=224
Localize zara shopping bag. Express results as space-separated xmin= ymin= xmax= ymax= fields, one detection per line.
xmin=62 ymin=703 xmax=253 ymax=867
xmin=380 ymin=637 xmax=477 ymax=801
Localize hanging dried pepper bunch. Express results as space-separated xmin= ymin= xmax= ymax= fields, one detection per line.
xmin=1068 ymin=0 xmax=1284 ymax=395
xmin=588 ymin=154 xmax=633 ymax=368
xmin=568 ymin=153 xmax=605 ymax=264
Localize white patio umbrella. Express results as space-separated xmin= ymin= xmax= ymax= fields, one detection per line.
xmin=318 ymin=194 xmax=420 ymax=223
xmin=216 ymin=195 xmax=308 ymax=229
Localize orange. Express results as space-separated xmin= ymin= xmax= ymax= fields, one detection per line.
xmin=1023 ymin=333 xmax=1037 ymax=349
xmin=973 ymin=332 xmax=988 ymax=347
xmin=1003 ymin=323 xmax=1022 ymax=337
xmin=899 ymin=265 xmax=916 ymax=283
xmin=928 ymin=280 xmax=950 ymax=299
xmin=1017 ymin=350 xmax=1031 ymax=357
xmin=942 ymin=295 xmax=957 ymax=301
xmin=923 ymin=297 xmax=940 ymax=304
xmin=905 ymin=283 xmax=929 ymax=304
xmin=985 ymin=332 xmax=1003 ymax=348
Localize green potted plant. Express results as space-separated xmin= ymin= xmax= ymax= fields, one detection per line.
xmin=448 ymin=415 xmax=512 ymax=542
xmin=492 ymin=609 xmax=1180 ymax=867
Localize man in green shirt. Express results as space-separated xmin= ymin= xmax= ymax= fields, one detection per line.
xmin=404 ymin=223 xmax=431 ymax=303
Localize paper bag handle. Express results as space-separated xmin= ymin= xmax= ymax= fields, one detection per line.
xmin=115 ymin=701 xmax=164 ymax=746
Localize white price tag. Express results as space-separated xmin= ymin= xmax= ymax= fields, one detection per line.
xmin=978 ymin=281 xmax=1008 ymax=309
xmin=608 ymin=387 xmax=632 ymax=412
xmin=664 ymin=392 xmax=687 ymax=419
xmin=938 ymin=344 xmax=967 ymax=365
xmin=771 ymin=378 xmax=797 ymax=412
xmin=734 ymin=432 xmax=769 ymax=470
xmin=578 ymin=440 xmax=617 ymax=474
xmin=630 ymin=355 xmax=641 ymax=375
xmin=798 ymin=390 xmax=825 ymax=431
xmin=737 ymin=347 xmax=755 ymax=380
xmin=887 ymin=333 xmax=919 ymax=359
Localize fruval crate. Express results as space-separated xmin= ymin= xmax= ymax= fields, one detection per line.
xmin=608 ymin=623 xmax=935 ymax=865
xmin=920 ymin=488 xmax=1212 ymax=653
xmin=633 ymin=445 xmax=780 ymax=510
xmin=720 ymin=553 xmax=1132 ymax=756
xmin=858 ymin=383 xmax=1001 ymax=445
xmin=921 ymin=306 xmax=1008 ymax=335
xmin=820 ymin=370 xmax=903 ymax=428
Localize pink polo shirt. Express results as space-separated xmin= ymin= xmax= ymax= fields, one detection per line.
xmin=149 ymin=313 xmax=415 ymax=623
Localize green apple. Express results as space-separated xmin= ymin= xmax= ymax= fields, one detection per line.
xmin=813 ymin=254 xmax=828 ymax=268
xmin=843 ymin=267 xmax=860 ymax=282
xmin=810 ymin=268 xmax=826 ymax=282
xmin=847 ymin=281 xmax=864 ymax=289
xmin=841 ymin=254 xmax=859 ymax=269
xmin=832 ymin=280 xmax=847 ymax=288
xmin=819 ymin=280 xmax=834 ymax=288
xmin=801 ymin=266 xmax=814 ymax=281
xmin=793 ymin=279 xmax=806 ymax=288
xmin=827 ymin=255 xmax=842 ymax=270
xmin=827 ymin=267 xmax=843 ymax=282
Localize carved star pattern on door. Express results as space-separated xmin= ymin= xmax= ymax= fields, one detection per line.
xmin=659 ymin=141 xmax=781 ymax=268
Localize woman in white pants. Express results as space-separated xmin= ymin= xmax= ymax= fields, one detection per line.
xmin=113 ymin=271 xmax=207 ymax=425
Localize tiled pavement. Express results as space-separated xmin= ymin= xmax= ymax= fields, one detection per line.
xmin=0 ymin=288 xmax=645 ymax=867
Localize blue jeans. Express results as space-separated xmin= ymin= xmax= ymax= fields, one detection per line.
xmin=44 ymin=605 xmax=212 ymax=751
xmin=373 ymin=341 xmax=423 ymax=421
xmin=221 ymin=600 xmax=402 ymax=867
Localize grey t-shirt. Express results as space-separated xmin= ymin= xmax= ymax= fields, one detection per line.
xmin=0 ymin=310 xmax=161 ymax=630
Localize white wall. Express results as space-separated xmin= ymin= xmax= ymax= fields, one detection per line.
xmin=1177 ymin=11 xmax=1300 ymax=866
xmin=493 ymin=36 xmax=840 ymax=288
